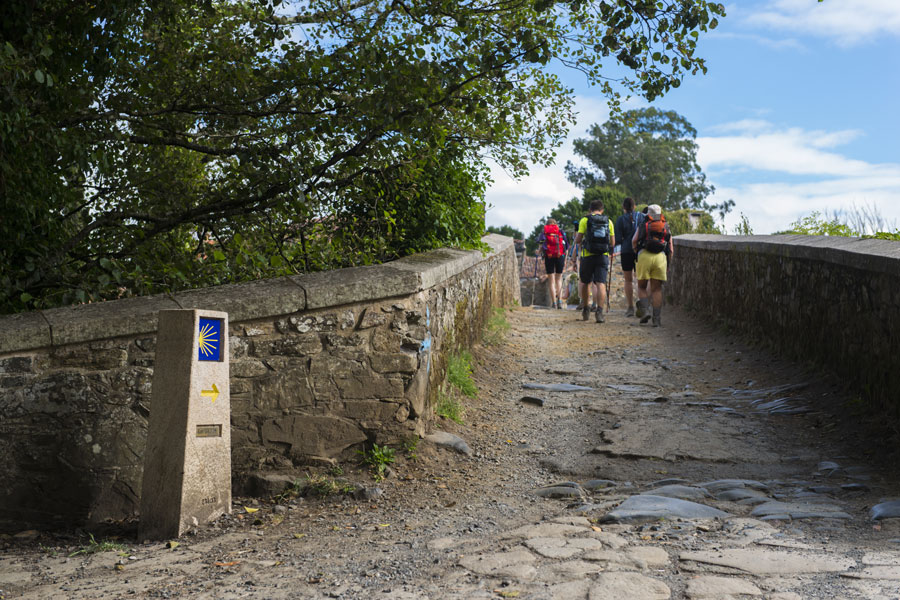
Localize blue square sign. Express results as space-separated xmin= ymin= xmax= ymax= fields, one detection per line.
xmin=198 ymin=318 xmax=222 ymax=362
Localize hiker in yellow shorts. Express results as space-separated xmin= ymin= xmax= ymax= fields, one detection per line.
xmin=632 ymin=204 xmax=673 ymax=327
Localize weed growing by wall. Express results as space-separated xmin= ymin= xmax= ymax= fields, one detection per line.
xmin=483 ymin=307 xmax=511 ymax=346
xmin=448 ymin=350 xmax=477 ymax=398
xmin=435 ymin=387 xmax=465 ymax=424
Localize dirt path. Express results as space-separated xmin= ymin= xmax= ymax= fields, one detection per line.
xmin=3 ymin=302 xmax=900 ymax=599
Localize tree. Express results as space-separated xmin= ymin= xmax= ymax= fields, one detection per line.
xmin=525 ymin=185 xmax=624 ymax=254
xmin=486 ymin=225 xmax=525 ymax=240
xmin=566 ymin=107 xmax=732 ymax=218
xmin=1 ymin=0 xmax=726 ymax=313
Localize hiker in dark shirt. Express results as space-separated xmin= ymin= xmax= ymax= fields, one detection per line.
xmin=614 ymin=197 xmax=644 ymax=317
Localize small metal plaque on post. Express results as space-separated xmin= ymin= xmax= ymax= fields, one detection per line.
xmin=140 ymin=309 xmax=231 ymax=540
xmin=196 ymin=424 xmax=222 ymax=438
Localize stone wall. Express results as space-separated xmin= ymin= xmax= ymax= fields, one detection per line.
xmin=669 ymin=234 xmax=900 ymax=418
xmin=0 ymin=235 xmax=519 ymax=531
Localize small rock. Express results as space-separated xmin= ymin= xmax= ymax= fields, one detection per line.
xmin=520 ymin=396 xmax=545 ymax=407
xmin=425 ymin=431 xmax=473 ymax=456
xmin=583 ymin=479 xmax=618 ymax=490
xmin=522 ymin=382 xmax=593 ymax=392
xmin=601 ymin=495 xmax=730 ymax=524
xmin=354 ymin=487 xmax=384 ymax=501
xmin=871 ymin=500 xmax=900 ymax=521
xmin=13 ymin=530 xmax=40 ymax=540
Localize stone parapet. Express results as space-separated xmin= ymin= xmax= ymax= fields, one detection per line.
xmin=0 ymin=235 xmax=519 ymax=530
xmin=669 ymin=234 xmax=900 ymax=421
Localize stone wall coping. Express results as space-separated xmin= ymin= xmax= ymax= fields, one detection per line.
xmin=0 ymin=235 xmax=513 ymax=354
xmin=675 ymin=234 xmax=900 ymax=276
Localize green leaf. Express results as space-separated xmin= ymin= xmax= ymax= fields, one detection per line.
xmin=34 ymin=69 xmax=45 ymax=84
xmin=213 ymin=250 xmax=226 ymax=261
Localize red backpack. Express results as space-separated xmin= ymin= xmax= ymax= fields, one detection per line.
xmin=641 ymin=214 xmax=670 ymax=254
xmin=543 ymin=223 xmax=564 ymax=258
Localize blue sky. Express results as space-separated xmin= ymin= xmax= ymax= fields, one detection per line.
xmin=485 ymin=0 xmax=900 ymax=236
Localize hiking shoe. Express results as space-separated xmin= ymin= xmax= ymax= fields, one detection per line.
xmin=581 ymin=304 xmax=590 ymax=321
xmin=640 ymin=311 xmax=652 ymax=324
xmin=652 ymin=308 xmax=661 ymax=327
xmin=595 ymin=309 xmax=605 ymax=323
xmin=652 ymin=315 xmax=660 ymax=327
xmin=635 ymin=300 xmax=646 ymax=319
xmin=556 ymin=300 xmax=562 ymax=309
xmin=625 ymin=306 xmax=635 ymax=317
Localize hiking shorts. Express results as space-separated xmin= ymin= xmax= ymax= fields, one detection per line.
xmin=579 ymin=254 xmax=609 ymax=284
xmin=620 ymin=252 xmax=636 ymax=272
xmin=636 ymin=250 xmax=667 ymax=281
xmin=544 ymin=255 xmax=565 ymax=274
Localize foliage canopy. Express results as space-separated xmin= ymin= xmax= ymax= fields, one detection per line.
xmin=566 ymin=107 xmax=732 ymax=218
xmin=1 ymin=0 xmax=725 ymax=313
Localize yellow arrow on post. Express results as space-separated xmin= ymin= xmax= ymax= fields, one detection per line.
xmin=200 ymin=384 xmax=219 ymax=403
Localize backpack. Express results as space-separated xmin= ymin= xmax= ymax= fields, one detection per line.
xmin=585 ymin=214 xmax=610 ymax=254
xmin=618 ymin=212 xmax=639 ymax=253
xmin=640 ymin=214 xmax=670 ymax=254
xmin=543 ymin=223 xmax=564 ymax=258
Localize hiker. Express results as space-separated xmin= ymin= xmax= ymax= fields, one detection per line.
xmin=536 ymin=218 xmax=568 ymax=309
xmin=574 ymin=199 xmax=615 ymax=323
xmin=614 ymin=197 xmax=644 ymax=317
xmin=632 ymin=204 xmax=673 ymax=327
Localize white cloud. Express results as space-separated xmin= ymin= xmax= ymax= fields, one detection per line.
xmin=743 ymin=0 xmax=900 ymax=46
xmin=699 ymin=121 xmax=900 ymax=233
xmin=698 ymin=126 xmax=874 ymax=177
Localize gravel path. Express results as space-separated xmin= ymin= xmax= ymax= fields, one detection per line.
xmin=3 ymin=301 xmax=900 ymax=599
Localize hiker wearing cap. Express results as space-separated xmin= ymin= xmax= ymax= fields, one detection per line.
xmin=574 ymin=199 xmax=615 ymax=323
xmin=614 ymin=197 xmax=645 ymax=317
xmin=632 ymin=204 xmax=673 ymax=327
xmin=536 ymin=218 xmax=569 ymax=309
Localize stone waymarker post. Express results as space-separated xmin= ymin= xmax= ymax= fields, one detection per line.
xmin=139 ymin=309 xmax=231 ymax=540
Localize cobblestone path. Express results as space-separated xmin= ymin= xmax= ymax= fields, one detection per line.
xmin=2 ymin=303 xmax=899 ymax=599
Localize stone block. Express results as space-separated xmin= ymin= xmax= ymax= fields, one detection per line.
xmin=0 ymin=311 xmax=52 ymax=353
xmin=372 ymin=329 xmax=407 ymax=352
xmin=243 ymin=471 xmax=299 ymax=498
xmin=337 ymin=400 xmax=404 ymax=423
xmin=0 ymin=356 xmax=36 ymax=374
xmin=334 ymin=374 xmax=404 ymax=400
xmin=42 ymin=294 xmax=181 ymax=347
xmin=261 ymin=415 xmax=367 ymax=457
xmin=292 ymin=266 xmax=421 ymax=309
xmin=357 ymin=307 xmax=387 ymax=329
xmin=173 ymin=277 xmax=306 ymax=322
xmin=290 ymin=314 xmax=338 ymax=333
xmin=252 ymin=367 xmax=314 ymax=410
xmin=370 ymin=352 xmax=418 ymax=374
xmin=260 ymin=334 xmax=323 ymax=357
xmin=231 ymin=359 xmax=270 ymax=379
xmin=406 ymin=368 xmax=429 ymax=417
xmin=51 ymin=347 xmax=128 ymax=370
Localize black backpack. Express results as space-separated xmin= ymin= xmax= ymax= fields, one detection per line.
xmin=585 ymin=214 xmax=610 ymax=254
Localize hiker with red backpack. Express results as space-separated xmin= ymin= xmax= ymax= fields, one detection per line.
xmin=536 ymin=218 xmax=569 ymax=309
xmin=632 ymin=204 xmax=673 ymax=327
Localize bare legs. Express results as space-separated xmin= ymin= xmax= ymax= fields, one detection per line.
xmin=623 ymin=270 xmax=634 ymax=309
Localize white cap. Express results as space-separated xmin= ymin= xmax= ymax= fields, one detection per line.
xmin=647 ymin=204 xmax=662 ymax=220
